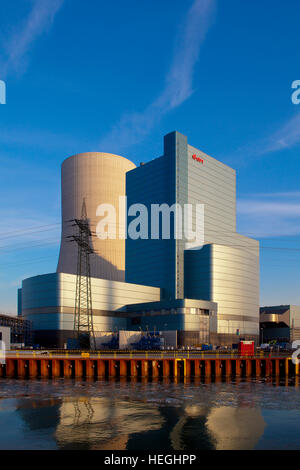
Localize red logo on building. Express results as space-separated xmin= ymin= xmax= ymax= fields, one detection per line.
xmin=192 ymin=154 xmax=204 ymax=164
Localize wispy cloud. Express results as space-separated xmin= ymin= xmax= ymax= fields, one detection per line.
xmin=260 ymin=112 xmax=300 ymax=154
xmin=1 ymin=0 xmax=64 ymax=78
xmin=237 ymin=192 xmax=300 ymax=238
xmin=251 ymin=191 xmax=300 ymax=198
xmin=0 ymin=210 xmax=60 ymax=250
xmin=238 ymin=201 xmax=300 ymax=216
xmin=98 ymin=0 xmax=216 ymax=152
xmin=228 ymin=111 xmax=300 ymax=165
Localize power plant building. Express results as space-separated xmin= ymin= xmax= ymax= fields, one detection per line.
xmin=126 ymin=132 xmax=259 ymax=345
xmin=18 ymin=131 xmax=260 ymax=347
xmin=260 ymin=305 xmax=300 ymax=343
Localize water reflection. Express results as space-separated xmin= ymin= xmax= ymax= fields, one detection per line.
xmin=55 ymin=397 xmax=164 ymax=450
xmin=0 ymin=377 xmax=298 ymax=450
xmin=206 ymin=407 xmax=265 ymax=450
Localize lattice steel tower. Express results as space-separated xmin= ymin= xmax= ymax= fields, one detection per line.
xmin=68 ymin=199 xmax=96 ymax=349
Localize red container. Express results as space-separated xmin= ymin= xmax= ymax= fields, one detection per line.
xmin=238 ymin=341 xmax=254 ymax=355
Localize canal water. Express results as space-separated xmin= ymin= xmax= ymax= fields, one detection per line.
xmin=0 ymin=377 xmax=299 ymax=450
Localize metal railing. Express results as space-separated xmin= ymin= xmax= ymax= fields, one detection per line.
xmin=6 ymin=349 xmax=292 ymax=360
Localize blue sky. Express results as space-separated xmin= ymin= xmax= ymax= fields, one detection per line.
xmin=0 ymin=0 xmax=300 ymax=313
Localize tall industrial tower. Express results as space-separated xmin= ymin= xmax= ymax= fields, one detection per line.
xmin=57 ymin=152 xmax=136 ymax=281
xmin=68 ymin=199 xmax=96 ymax=349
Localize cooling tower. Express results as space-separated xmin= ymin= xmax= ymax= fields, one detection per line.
xmin=57 ymin=152 xmax=136 ymax=281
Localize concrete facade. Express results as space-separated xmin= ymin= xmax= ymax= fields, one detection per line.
xmin=57 ymin=152 xmax=136 ymax=281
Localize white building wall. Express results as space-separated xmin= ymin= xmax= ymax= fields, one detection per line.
xmin=187 ymin=144 xmax=236 ymax=243
xmin=185 ymin=142 xmax=259 ymax=337
xmin=21 ymin=273 xmax=161 ymax=333
xmin=59 ymin=273 xmax=161 ymax=312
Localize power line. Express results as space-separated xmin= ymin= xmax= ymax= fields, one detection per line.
xmin=0 ymin=223 xmax=60 ymax=240
xmin=0 ymin=255 xmax=56 ymax=269
xmin=0 ymin=218 xmax=300 ymax=244
xmin=1 ymin=239 xmax=300 ymax=255
xmin=1 ymin=220 xmax=300 ymax=254
xmin=0 ymin=219 xmax=300 ymax=239
xmin=0 ymin=238 xmax=59 ymax=253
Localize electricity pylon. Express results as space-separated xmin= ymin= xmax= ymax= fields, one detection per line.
xmin=67 ymin=199 xmax=96 ymax=350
